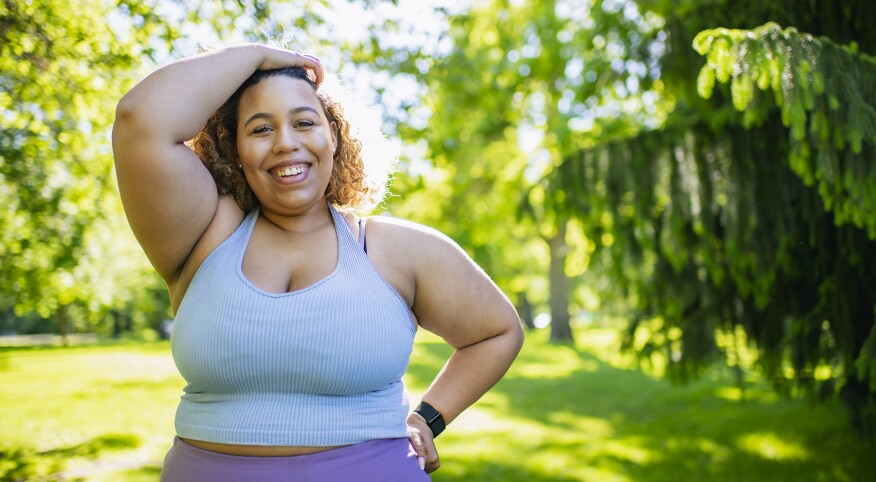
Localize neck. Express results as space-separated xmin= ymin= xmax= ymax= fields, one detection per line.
xmin=259 ymin=202 xmax=333 ymax=234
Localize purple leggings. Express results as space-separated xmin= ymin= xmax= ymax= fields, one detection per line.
xmin=160 ymin=437 xmax=431 ymax=482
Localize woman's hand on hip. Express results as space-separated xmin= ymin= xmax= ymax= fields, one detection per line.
xmin=407 ymin=413 xmax=440 ymax=473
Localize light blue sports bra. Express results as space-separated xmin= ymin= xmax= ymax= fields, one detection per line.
xmin=171 ymin=205 xmax=416 ymax=446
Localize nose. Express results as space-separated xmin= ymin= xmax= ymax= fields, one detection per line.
xmin=272 ymin=125 xmax=301 ymax=154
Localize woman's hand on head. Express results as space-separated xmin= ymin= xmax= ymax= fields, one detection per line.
xmin=252 ymin=44 xmax=324 ymax=84
xmin=407 ymin=413 xmax=440 ymax=473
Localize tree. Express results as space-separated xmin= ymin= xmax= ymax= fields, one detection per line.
xmin=545 ymin=0 xmax=876 ymax=434
xmin=0 ymin=0 xmax=182 ymax=340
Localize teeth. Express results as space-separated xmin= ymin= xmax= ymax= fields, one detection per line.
xmin=275 ymin=165 xmax=306 ymax=177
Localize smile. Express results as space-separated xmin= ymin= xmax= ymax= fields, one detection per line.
xmin=272 ymin=164 xmax=309 ymax=177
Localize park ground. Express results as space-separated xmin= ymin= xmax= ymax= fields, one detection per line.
xmin=1 ymin=326 xmax=873 ymax=481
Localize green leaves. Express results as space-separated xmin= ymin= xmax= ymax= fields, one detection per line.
xmin=693 ymin=22 xmax=876 ymax=238
xmin=1 ymin=0 xmax=170 ymax=327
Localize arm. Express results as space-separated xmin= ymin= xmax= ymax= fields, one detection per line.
xmin=404 ymin=227 xmax=525 ymax=471
xmin=112 ymin=44 xmax=323 ymax=283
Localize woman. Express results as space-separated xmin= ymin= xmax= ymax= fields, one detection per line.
xmin=113 ymin=44 xmax=523 ymax=481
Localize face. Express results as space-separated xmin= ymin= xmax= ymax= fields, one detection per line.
xmin=236 ymin=76 xmax=337 ymax=216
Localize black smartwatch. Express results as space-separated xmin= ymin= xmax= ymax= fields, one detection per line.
xmin=414 ymin=401 xmax=446 ymax=438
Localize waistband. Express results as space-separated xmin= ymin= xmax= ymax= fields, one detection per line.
xmin=161 ymin=437 xmax=431 ymax=482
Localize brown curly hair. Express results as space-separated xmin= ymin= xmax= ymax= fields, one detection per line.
xmin=190 ymin=67 xmax=381 ymax=212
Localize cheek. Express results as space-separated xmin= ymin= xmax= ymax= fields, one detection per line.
xmin=236 ymin=138 xmax=257 ymax=164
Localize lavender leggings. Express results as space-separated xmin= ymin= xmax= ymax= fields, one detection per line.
xmin=160 ymin=437 xmax=431 ymax=482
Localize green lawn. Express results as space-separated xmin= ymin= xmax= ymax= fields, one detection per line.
xmin=1 ymin=328 xmax=872 ymax=481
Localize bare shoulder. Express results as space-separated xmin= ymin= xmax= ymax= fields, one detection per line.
xmin=366 ymin=215 xmax=459 ymax=251
xmin=364 ymin=215 xmax=474 ymax=270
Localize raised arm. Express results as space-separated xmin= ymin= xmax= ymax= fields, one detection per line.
xmin=112 ymin=44 xmax=323 ymax=283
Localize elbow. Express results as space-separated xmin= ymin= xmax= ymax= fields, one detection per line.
xmin=509 ymin=316 xmax=525 ymax=355
xmin=113 ymin=93 xmax=140 ymax=130
xmin=111 ymin=104 xmax=132 ymax=161
xmin=112 ymin=92 xmax=153 ymax=155
xmin=113 ymin=86 xmax=154 ymax=133
xmin=497 ymin=309 xmax=525 ymax=357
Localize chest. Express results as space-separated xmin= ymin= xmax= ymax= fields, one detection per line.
xmin=242 ymin=221 xmax=340 ymax=294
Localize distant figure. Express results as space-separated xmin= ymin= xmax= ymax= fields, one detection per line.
xmin=112 ymin=43 xmax=523 ymax=481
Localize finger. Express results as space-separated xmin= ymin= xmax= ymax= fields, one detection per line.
xmin=297 ymin=53 xmax=324 ymax=85
xmin=422 ymin=437 xmax=440 ymax=473
xmin=407 ymin=430 xmax=426 ymax=470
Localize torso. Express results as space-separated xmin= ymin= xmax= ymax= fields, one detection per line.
xmin=169 ymin=196 xmax=418 ymax=456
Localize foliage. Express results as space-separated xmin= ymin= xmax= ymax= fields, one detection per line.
xmin=0 ymin=0 xmax=178 ymax=335
xmin=543 ymin=0 xmax=876 ymax=434
xmin=694 ymin=22 xmax=876 ymax=237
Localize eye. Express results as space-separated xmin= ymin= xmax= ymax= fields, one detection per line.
xmin=295 ymin=119 xmax=315 ymax=128
xmin=252 ymin=125 xmax=273 ymax=134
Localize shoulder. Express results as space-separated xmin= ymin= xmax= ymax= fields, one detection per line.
xmin=364 ymin=215 xmax=482 ymax=287
xmin=363 ymin=213 xmax=454 ymax=242
xmin=365 ymin=215 xmax=463 ymax=258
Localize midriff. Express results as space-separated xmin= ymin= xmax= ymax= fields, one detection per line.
xmin=180 ymin=437 xmax=345 ymax=456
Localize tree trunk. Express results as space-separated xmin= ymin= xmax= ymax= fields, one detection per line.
xmin=57 ymin=304 xmax=69 ymax=347
xmin=548 ymin=223 xmax=574 ymax=343
xmin=112 ymin=311 xmax=122 ymax=338
xmin=516 ymin=292 xmax=535 ymax=330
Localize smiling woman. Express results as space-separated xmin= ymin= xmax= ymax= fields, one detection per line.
xmin=111 ymin=43 xmax=524 ymax=482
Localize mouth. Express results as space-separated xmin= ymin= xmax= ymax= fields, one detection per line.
xmin=270 ymin=163 xmax=310 ymax=179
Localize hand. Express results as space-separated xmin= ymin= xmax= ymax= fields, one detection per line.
xmin=407 ymin=413 xmax=440 ymax=473
xmin=253 ymin=44 xmax=325 ymax=85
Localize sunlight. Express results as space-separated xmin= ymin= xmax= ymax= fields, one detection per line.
xmin=737 ymin=432 xmax=809 ymax=461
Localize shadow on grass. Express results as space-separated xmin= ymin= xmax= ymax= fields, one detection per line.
xmin=408 ymin=333 xmax=876 ymax=482
xmin=0 ymin=434 xmax=141 ymax=481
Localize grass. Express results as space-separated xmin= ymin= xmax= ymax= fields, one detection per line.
xmin=1 ymin=327 xmax=873 ymax=481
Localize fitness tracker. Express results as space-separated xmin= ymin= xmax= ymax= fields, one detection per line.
xmin=414 ymin=401 xmax=446 ymax=438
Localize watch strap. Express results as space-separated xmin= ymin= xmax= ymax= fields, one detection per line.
xmin=414 ymin=401 xmax=446 ymax=438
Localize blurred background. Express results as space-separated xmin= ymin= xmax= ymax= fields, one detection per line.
xmin=1 ymin=0 xmax=875 ymax=480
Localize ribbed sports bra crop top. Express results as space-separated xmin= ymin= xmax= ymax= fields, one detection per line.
xmin=171 ymin=205 xmax=416 ymax=446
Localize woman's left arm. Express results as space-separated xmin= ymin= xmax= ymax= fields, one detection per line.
xmin=403 ymin=225 xmax=525 ymax=469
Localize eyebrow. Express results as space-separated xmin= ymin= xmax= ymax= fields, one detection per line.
xmin=243 ymin=106 xmax=321 ymax=128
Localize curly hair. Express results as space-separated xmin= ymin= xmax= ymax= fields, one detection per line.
xmin=190 ymin=67 xmax=383 ymax=213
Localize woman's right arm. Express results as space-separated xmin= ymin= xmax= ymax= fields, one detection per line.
xmin=112 ymin=44 xmax=322 ymax=283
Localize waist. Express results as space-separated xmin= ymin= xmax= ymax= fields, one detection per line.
xmin=174 ymin=390 xmax=411 ymax=446
xmin=179 ymin=438 xmax=345 ymax=456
